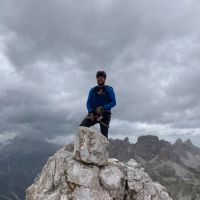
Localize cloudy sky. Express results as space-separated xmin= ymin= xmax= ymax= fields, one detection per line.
xmin=0 ymin=0 xmax=200 ymax=146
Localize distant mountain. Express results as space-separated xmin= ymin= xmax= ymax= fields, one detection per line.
xmin=109 ymin=135 xmax=200 ymax=200
xmin=108 ymin=137 xmax=135 ymax=161
xmin=0 ymin=135 xmax=62 ymax=200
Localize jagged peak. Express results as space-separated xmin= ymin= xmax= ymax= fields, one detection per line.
xmin=137 ymin=135 xmax=159 ymax=143
xmin=123 ymin=136 xmax=129 ymax=143
xmin=175 ymin=138 xmax=184 ymax=145
xmin=184 ymin=139 xmax=193 ymax=146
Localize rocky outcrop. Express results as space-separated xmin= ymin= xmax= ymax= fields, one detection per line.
xmin=25 ymin=127 xmax=172 ymax=200
xmin=64 ymin=134 xmax=200 ymax=199
xmin=73 ymin=127 xmax=109 ymax=166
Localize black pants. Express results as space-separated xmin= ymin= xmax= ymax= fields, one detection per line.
xmin=79 ymin=112 xmax=111 ymax=139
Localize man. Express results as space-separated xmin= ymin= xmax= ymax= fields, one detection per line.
xmin=79 ymin=70 xmax=116 ymax=139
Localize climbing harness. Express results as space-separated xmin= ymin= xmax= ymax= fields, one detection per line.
xmin=86 ymin=111 xmax=110 ymax=128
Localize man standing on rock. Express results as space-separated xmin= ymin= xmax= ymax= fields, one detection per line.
xmin=79 ymin=70 xmax=116 ymax=140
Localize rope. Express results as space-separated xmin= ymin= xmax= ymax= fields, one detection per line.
xmin=86 ymin=112 xmax=109 ymax=128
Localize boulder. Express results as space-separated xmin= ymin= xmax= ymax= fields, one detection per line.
xmin=73 ymin=126 xmax=109 ymax=166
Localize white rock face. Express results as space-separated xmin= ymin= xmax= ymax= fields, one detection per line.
xmin=73 ymin=126 xmax=110 ymax=166
xmin=26 ymin=127 xmax=172 ymax=200
xmin=99 ymin=163 xmax=126 ymax=199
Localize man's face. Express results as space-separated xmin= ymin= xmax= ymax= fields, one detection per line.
xmin=96 ymin=76 xmax=106 ymax=86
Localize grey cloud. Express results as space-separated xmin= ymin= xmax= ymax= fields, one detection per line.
xmin=0 ymin=0 xmax=200 ymax=145
xmin=2 ymin=0 xmax=199 ymax=68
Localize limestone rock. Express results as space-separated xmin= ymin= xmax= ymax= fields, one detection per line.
xmin=69 ymin=186 xmax=111 ymax=200
xmin=73 ymin=126 xmax=109 ymax=166
xmin=26 ymin=127 xmax=172 ymax=200
xmin=66 ymin=158 xmax=100 ymax=188
xmin=126 ymin=159 xmax=171 ymax=200
xmin=99 ymin=163 xmax=126 ymax=199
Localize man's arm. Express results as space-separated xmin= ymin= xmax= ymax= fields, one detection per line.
xmin=86 ymin=88 xmax=94 ymax=113
xmin=103 ymin=87 xmax=116 ymax=110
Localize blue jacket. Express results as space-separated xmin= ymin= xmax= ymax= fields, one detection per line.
xmin=86 ymin=85 xmax=116 ymax=113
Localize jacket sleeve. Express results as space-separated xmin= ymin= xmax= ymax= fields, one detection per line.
xmin=86 ymin=88 xmax=94 ymax=113
xmin=103 ymin=87 xmax=116 ymax=110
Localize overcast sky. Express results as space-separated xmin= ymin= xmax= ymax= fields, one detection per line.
xmin=0 ymin=0 xmax=200 ymax=146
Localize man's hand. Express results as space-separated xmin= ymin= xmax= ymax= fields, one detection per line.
xmin=95 ymin=106 xmax=105 ymax=114
xmin=88 ymin=111 xmax=95 ymax=121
